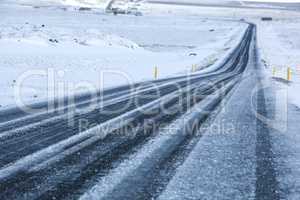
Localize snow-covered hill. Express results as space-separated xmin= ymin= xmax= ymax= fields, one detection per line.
xmin=0 ymin=2 xmax=246 ymax=108
xmin=1 ymin=0 xmax=110 ymax=8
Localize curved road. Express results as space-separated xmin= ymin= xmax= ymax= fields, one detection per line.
xmin=0 ymin=24 xmax=258 ymax=200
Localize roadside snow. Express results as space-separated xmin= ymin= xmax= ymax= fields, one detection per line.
xmin=1 ymin=0 xmax=300 ymax=199
xmin=0 ymin=3 xmax=247 ymax=108
xmin=255 ymin=19 xmax=300 ymax=108
xmin=140 ymin=3 xmax=300 ymax=199
xmin=142 ymin=0 xmax=300 ymax=108
xmin=1 ymin=0 xmax=109 ymax=8
xmin=255 ymin=17 xmax=300 ymax=200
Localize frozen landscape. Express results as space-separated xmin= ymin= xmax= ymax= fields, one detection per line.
xmin=0 ymin=0 xmax=300 ymax=200
xmin=0 ymin=1 xmax=247 ymax=108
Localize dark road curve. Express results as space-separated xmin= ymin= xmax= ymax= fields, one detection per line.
xmin=0 ymin=23 xmax=255 ymax=200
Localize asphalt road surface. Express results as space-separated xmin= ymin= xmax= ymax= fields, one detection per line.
xmin=0 ymin=24 xmax=278 ymax=200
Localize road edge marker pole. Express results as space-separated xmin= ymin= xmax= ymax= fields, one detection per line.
xmin=154 ymin=66 xmax=158 ymax=79
xmin=272 ymin=67 xmax=276 ymax=76
xmin=287 ymin=67 xmax=291 ymax=81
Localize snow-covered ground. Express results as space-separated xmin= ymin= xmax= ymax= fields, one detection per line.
xmin=1 ymin=0 xmax=300 ymax=199
xmin=255 ymin=14 xmax=300 ymax=200
xmin=256 ymin=19 xmax=300 ymax=108
xmin=1 ymin=0 xmax=109 ymax=8
xmin=0 ymin=2 xmax=247 ymax=108
xmin=141 ymin=0 xmax=300 ymax=108
xmin=139 ymin=2 xmax=300 ymax=199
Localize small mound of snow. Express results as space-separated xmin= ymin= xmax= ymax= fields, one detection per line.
xmin=0 ymin=25 xmax=140 ymax=49
xmin=3 ymin=0 xmax=109 ymax=9
xmin=61 ymin=0 xmax=109 ymax=8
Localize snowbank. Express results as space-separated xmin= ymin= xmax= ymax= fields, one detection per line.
xmin=0 ymin=3 xmax=246 ymax=108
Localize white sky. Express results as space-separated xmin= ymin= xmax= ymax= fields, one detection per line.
xmin=244 ymin=0 xmax=300 ymax=2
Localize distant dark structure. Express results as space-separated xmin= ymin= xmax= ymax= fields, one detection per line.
xmin=261 ymin=17 xmax=273 ymax=21
xmin=78 ymin=7 xmax=92 ymax=11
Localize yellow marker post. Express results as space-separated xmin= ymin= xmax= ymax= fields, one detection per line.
xmin=287 ymin=67 xmax=292 ymax=81
xmin=272 ymin=67 xmax=276 ymax=76
xmin=154 ymin=66 xmax=158 ymax=79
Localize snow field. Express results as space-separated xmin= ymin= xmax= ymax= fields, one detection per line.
xmin=0 ymin=3 xmax=247 ymax=108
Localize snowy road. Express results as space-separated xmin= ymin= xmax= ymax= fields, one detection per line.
xmin=0 ymin=22 xmax=257 ymax=199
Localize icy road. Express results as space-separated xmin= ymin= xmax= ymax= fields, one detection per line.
xmin=2 ymin=1 xmax=300 ymax=200
xmin=0 ymin=22 xmax=271 ymax=199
